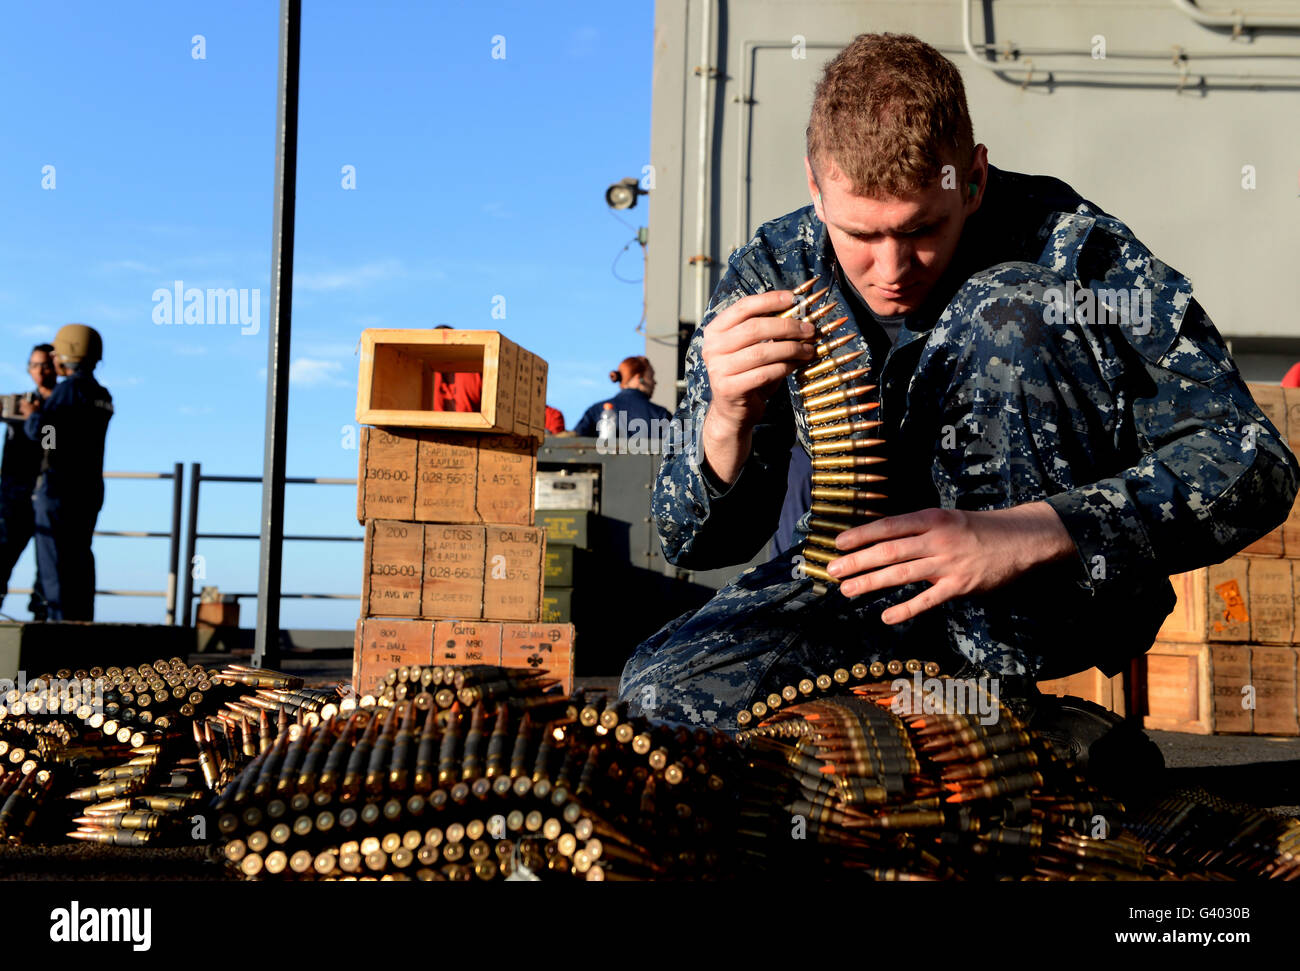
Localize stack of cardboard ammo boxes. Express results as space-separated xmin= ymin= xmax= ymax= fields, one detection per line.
xmin=351 ymin=329 xmax=575 ymax=696
xmin=1039 ymin=382 xmax=1300 ymax=736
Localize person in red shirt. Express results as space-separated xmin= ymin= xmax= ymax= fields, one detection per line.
xmin=1282 ymin=363 xmax=1300 ymax=388
xmin=430 ymin=325 xmax=483 ymax=412
xmin=432 ymin=370 xmax=483 ymax=412
xmin=545 ymin=405 xmax=565 ymax=433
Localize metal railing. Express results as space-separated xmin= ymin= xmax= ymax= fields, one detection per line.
xmin=178 ymin=462 xmax=361 ymax=627
xmin=5 ymin=464 xmax=184 ymax=623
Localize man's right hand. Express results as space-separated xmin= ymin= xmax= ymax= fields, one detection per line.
xmin=699 ymin=290 xmax=815 ymax=487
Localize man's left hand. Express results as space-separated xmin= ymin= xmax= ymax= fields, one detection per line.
xmin=825 ymin=502 xmax=1077 ymax=624
xmin=17 ymin=399 xmax=38 ymax=418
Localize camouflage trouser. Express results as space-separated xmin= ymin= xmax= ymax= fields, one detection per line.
xmin=619 ymin=262 xmax=1175 ymax=731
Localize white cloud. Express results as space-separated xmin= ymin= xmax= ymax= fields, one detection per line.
xmin=9 ymin=324 xmax=54 ymax=338
xmin=481 ymin=201 xmax=513 ymax=220
xmin=179 ymin=404 xmax=215 ymax=416
xmin=172 ymin=345 xmax=209 ymax=356
xmin=295 ymin=260 xmax=403 ymax=293
xmin=288 ymin=358 xmax=351 ymax=387
xmin=100 ymin=260 xmax=160 ymax=274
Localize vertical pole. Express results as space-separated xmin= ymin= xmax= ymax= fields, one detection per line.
xmin=181 ymin=462 xmax=201 ymax=628
xmin=254 ymin=0 xmax=301 ymax=670
xmin=165 ymin=462 xmax=183 ymax=625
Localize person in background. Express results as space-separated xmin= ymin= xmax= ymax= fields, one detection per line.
xmin=573 ymin=356 xmax=672 ymax=437
xmin=0 ymin=343 xmax=56 ymax=619
xmin=545 ymin=405 xmax=566 ymax=434
xmin=20 ymin=325 xmax=113 ymax=622
xmin=431 ymin=324 xmax=483 ymax=412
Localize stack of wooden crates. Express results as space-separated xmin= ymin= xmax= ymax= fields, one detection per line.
xmin=350 ymin=330 xmax=576 ymax=696
xmin=1039 ymin=382 xmax=1300 ymax=736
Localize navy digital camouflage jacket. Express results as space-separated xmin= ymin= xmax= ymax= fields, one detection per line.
xmin=652 ymin=165 xmax=1300 ymax=596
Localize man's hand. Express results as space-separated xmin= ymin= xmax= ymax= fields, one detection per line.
xmin=17 ymin=398 xmax=38 ymax=418
xmin=700 ymin=290 xmax=815 ymax=486
xmin=825 ymin=501 xmax=1078 ymax=624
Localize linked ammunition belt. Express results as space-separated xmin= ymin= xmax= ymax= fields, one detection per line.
xmin=210 ymin=664 xmax=736 ymax=880
xmin=0 ymin=659 xmax=330 ymax=847
xmin=781 ymin=277 xmax=886 ymax=591
xmin=4 ymin=656 xmax=1298 ymax=881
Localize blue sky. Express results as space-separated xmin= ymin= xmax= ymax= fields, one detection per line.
xmin=0 ymin=0 xmax=653 ymax=627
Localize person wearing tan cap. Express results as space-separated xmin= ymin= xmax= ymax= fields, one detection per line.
xmin=19 ymin=324 xmax=113 ymax=621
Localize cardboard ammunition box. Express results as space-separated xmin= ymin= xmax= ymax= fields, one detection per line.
xmin=1035 ymin=667 xmax=1126 ymax=716
xmin=1250 ymin=645 xmax=1299 ymax=736
xmin=353 ymin=618 xmax=434 ymax=696
xmin=354 ymin=618 xmax=574 ymax=695
xmin=1157 ymin=559 xmax=1251 ymax=643
xmin=536 ymin=509 xmax=593 ymax=549
xmin=500 ymin=622 xmax=576 ymax=692
xmin=535 ymin=470 xmax=598 ymax=512
xmin=541 ymin=587 xmax=572 ymax=623
xmin=362 ymin=520 xmax=546 ymax=622
xmin=1210 ymin=644 xmax=1253 ymax=734
xmin=356 ymin=329 xmax=547 ymax=440
xmin=356 ymin=427 xmax=535 ymax=525
xmin=544 ymin=546 xmax=579 ymax=587
xmin=1141 ymin=641 xmax=1213 ymax=735
xmin=1247 ymin=558 xmax=1293 ymax=644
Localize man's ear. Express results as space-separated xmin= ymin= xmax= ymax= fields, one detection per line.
xmin=803 ymin=156 xmax=824 ymax=221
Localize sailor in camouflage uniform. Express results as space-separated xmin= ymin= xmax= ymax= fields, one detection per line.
xmin=618 ymin=34 xmax=1299 ymax=734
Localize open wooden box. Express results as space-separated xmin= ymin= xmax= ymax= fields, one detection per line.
xmin=357 ymin=329 xmax=548 ymax=440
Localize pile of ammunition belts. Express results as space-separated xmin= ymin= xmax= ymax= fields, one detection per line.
xmin=732 ymin=658 xmax=1163 ymax=880
xmin=1129 ymin=786 xmax=1300 ymax=880
xmin=212 ymin=665 xmax=736 ymax=880
xmin=4 ymin=656 xmax=1299 ymax=881
xmin=0 ymin=660 xmax=333 ymax=847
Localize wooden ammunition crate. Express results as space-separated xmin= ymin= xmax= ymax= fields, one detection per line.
xmin=1251 ymin=645 xmax=1299 ymax=736
xmin=1140 ymin=641 xmax=1213 ymax=734
xmin=356 ymin=329 xmax=547 ymax=440
xmin=1140 ymin=641 xmax=1300 ymax=736
xmin=356 ymin=426 xmax=536 ymax=525
xmin=1157 ymin=556 xmax=1300 ymax=645
xmin=353 ymin=618 xmax=435 ymax=696
xmin=1240 ymin=382 xmax=1294 ymax=556
xmin=1157 ymin=558 xmax=1249 ymax=643
xmin=1036 ymin=667 xmax=1127 ymax=716
xmin=354 ymin=617 xmax=575 ymax=695
xmin=361 ymin=520 xmax=546 ymax=622
xmin=1211 ymin=644 xmax=1253 ymax=734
